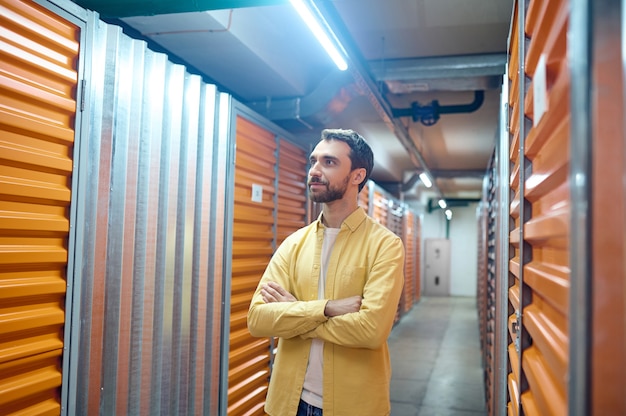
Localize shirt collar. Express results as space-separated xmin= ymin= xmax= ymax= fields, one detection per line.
xmin=314 ymin=206 xmax=367 ymax=232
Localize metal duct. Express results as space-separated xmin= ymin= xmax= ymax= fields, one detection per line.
xmin=369 ymin=53 xmax=506 ymax=93
xmin=71 ymin=0 xmax=289 ymax=17
xmin=245 ymin=70 xmax=356 ymax=128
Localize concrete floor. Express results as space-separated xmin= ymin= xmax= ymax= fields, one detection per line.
xmin=388 ymin=296 xmax=487 ymax=416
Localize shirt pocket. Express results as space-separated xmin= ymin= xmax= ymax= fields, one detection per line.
xmin=336 ymin=266 xmax=366 ymax=297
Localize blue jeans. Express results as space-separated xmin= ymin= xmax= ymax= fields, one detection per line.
xmin=296 ymin=399 xmax=323 ymax=416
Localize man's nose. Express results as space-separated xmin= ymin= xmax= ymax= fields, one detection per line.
xmin=309 ymin=162 xmax=322 ymax=176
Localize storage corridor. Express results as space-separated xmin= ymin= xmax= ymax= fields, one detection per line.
xmin=389 ymin=297 xmax=486 ymax=416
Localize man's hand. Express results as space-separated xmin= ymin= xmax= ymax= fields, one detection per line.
xmin=261 ymin=281 xmax=297 ymax=303
xmin=324 ymin=296 xmax=362 ymax=317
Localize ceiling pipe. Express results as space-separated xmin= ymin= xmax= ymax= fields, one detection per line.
xmin=312 ymin=0 xmax=444 ymax=199
xmin=401 ymin=172 xmax=421 ymax=193
xmin=391 ymin=90 xmax=485 ymax=126
xmin=427 ymin=198 xmax=481 ymax=213
xmin=429 ymin=169 xmax=486 ymax=178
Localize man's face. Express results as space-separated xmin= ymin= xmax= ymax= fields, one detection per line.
xmin=308 ymin=139 xmax=353 ymax=203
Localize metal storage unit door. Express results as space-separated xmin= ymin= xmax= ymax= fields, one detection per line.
xmin=521 ymin=0 xmax=569 ymax=414
xmin=485 ymin=157 xmax=498 ymax=415
xmin=277 ymin=138 xmax=307 ymax=246
xmin=414 ymin=214 xmax=421 ymax=304
xmin=0 ymin=0 xmax=78 ymax=413
xmin=506 ymin=4 xmax=522 ymax=414
xmin=228 ymin=116 xmax=276 ymax=415
xmin=372 ymin=188 xmax=388 ymax=227
xmin=403 ymin=210 xmax=415 ymax=313
xmin=228 ymin=116 xmax=308 ymax=415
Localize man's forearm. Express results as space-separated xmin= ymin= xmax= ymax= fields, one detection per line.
xmin=323 ymin=296 xmax=362 ymax=317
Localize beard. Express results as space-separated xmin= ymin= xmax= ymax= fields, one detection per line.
xmin=308 ymin=175 xmax=350 ymax=203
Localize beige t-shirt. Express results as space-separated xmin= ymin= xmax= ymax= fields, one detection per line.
xmin=300 ymin=227 xmax=340 ymax=408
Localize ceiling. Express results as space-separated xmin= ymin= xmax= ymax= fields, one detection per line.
xmin=72 ymin=0 xmax=514 ymax=207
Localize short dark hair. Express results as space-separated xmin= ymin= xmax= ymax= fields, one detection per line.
xmin=321 ymin=128 xmax=374 ymax=192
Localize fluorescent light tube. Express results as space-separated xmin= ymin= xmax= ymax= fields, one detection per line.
xmin=438 ymin=199 xmax=447 ymax=209
xmin=289 ymin=0 xmax=348 ymax=71
xmin=418 ymin=172 xmax=432 ymax=188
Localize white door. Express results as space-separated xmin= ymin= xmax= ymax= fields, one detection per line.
xmin=424 ymin=239 xmax=451 ymax=296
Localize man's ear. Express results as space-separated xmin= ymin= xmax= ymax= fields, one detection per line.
xmin=352 ymin=168 xmax=366 ymax=185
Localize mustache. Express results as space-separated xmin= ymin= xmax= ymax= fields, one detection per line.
xmin=308 ymin=177 xmax=327 ymax=186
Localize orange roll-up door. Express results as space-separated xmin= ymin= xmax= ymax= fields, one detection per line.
xmin=372 ymin=189 xmax=388 ymax=226
xmin=277 ymin=138 xmax=307 ymax=246
xmin=506 ymin=3 xmax=522 ymax=414
xmin=402 ymin=210 xmax=415 ymax=312
xmin=520 ymin=0 xmax=569 ymax=414
xmin=228 ymin=116 xmax=276 ymax=416
xmin=0 ymin=0 xmax=79 ymax=414
xmin=414 ymin=214 xmax=421 ymax=303
xmin=228 ymin=116 xmax=308 ymax=415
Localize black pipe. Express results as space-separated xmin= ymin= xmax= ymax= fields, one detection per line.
xmin=391 ymin=90 xmax=485 ymax=126
xmin=439 ymin=90 xmax=484 ymax=114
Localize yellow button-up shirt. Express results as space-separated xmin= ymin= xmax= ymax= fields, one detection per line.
xmin=247 ymin=207 xmax=405 ymax=416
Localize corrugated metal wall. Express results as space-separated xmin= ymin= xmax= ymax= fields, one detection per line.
xmin=66 ymin=19 xmax=226 ymax=415
xmin=0 ymin=0 xmax=80 ymax=413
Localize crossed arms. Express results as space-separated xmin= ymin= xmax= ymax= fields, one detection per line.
xmin=260 ymin=281 xmax=362 ymax=317
xmin=247 ymin=236 xmax=405 ymax=349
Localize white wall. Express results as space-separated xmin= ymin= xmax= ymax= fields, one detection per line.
xmin=420 ymin=202 xmax=479 ymax=296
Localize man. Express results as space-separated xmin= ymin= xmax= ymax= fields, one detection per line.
xmin=247 ymin=129 xmax=405 ymax=416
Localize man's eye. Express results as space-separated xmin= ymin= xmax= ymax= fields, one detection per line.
xmin=325 ymin=160 xmax=335 ymax=165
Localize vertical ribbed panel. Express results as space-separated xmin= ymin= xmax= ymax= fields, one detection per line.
xmin=479 ymin=156 xmax=498 ymax=415
xmin=414 ymin=214 xmax=421 ymax=304
xmin=68 ymin=21 xmax=223 ymax=416
xmin=387 ymin=200 xmax=403 ymax=237
xmin=0 ymin=0 xmax=78 ymax=413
